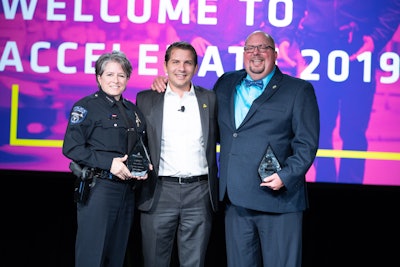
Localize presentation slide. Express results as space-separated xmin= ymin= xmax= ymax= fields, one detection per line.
xmin=1 ymin=0 xmax=399 ymax=185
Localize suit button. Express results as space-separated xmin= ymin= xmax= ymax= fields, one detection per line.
xmin=233 ymin=133 xmax=238 ymax=138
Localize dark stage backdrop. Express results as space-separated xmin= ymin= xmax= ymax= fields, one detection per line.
xmin=1 ymin=1 xmax=400 ymax=185
xmin=1 ymin=170 xmax=399 ymax=267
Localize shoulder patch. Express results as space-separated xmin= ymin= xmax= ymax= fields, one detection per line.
xmin=70 ymin=106 xmax=88 ymax=124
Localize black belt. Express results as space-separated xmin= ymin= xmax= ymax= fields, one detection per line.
xmin=159 ymin=175 xmax=208 ymax=184
xmin=94 ymin=169 xmax=134 ymax=184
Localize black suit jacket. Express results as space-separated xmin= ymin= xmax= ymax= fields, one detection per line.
xmin=136 ymin=86 xmax=219 ymax=212
xmin=214 ymin=67 xmax=320 ymax=213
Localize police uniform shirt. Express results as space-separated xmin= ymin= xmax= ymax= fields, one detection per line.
xmin=62 ymin=90 xmax=146 ymax=171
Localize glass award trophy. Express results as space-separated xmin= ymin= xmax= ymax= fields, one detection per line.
xmin=127 ymin=137 xmax=151 ymax=176
xmin=258 ymin=145 xmax=281 ymax=181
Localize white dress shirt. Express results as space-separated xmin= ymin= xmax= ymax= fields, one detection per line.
xmin=158 ymin=84 xmax=208 ymax=177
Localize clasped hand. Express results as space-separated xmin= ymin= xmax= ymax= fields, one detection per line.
xmin=110 ymin=155 xmax=153 ymax=180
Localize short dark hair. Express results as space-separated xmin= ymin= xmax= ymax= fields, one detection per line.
xmin=95 ymin=50 xmax=132 ymax=88
xmin=165 ymin=41 xmax=198 ymax=66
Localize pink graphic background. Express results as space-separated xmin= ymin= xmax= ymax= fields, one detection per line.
xmin=0 ymin=1 xmax=399 ymax=185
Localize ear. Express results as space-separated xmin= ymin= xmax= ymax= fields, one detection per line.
xmin=163 ymin=62 xmax=168 ymax=74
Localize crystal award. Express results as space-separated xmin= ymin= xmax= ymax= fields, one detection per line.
xmin=258 ymin=145 xmax=281 ymax=181
xmin=127 ymin=138 xmax=150 ymax=176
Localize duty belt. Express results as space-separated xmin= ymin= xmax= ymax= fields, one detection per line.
xmin=94 ymin=169 xmax=134 ymax=184
xmin=158 ymin=175 xmax=208 ymax=184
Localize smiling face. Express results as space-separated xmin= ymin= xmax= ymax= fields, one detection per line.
xmin=243 ymin=31 xmax=278 ymax=81
xmin=97 ymin=61 xmax=128 ymax=101
xmin=164 ymin=47 xmax=198 ymax=95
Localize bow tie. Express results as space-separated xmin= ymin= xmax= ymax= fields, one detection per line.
xmin=244 ymin=79 xmax=263 ymax=89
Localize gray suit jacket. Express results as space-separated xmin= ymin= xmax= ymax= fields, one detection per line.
xmin=136 ymin=86 xmax=219 ymax=212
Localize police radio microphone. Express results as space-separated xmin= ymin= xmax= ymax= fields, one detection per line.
xmin=178 ymin=106 xmax=185 ymax=112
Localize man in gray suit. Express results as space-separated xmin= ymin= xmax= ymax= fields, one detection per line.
xmin=136 ymin=41 xmax=219 ymax=267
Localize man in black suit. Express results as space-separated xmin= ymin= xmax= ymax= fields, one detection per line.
xmin=136 ymin=41 xmax=219 ymax=267
xmin=214 ymin=31 xmax=319 ymax=267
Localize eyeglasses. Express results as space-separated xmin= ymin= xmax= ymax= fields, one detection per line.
xmin=243 ymin=45 xmax=275 ymax=53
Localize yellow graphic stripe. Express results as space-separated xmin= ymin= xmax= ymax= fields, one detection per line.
xmin=10 ymin=84 xmax=63 ymax=147
xmin=8 ymin=84 xmax=400 ymax=160
xmin=216 ymin=146 xmax=400 ymax=160
xmin=317 ymin=149 xmax=400 ymax=160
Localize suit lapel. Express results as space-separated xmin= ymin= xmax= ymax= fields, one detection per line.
xmin=194 ymin=87 xmax=209 ymax=147
xmin=148 ymin=94 xmax=164 ymax=168
xmin=241 ymin=68 xmax=283 ymax=126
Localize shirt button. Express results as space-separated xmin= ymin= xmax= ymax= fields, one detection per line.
xmin=113 ymin=123 xmax=117 ymax=127
xmin=233 ymin=133 xmax=238 ymax=138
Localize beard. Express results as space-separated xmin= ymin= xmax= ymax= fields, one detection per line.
xmin=248 ymin=65 xmax=265 ymax=75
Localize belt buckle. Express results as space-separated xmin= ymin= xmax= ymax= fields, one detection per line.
xmin=178 ymin=177 xmax=184 ymax=184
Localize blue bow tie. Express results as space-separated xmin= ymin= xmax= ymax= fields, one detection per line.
xmin=244 ymin=79 xmax=263 ymax=89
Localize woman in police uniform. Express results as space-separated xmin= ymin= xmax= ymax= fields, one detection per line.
xmin=62 ymin=50 xmax=148 ymax=267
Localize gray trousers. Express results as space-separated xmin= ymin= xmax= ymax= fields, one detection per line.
xmin=140 ymin=179 xmax=213 ymax=267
